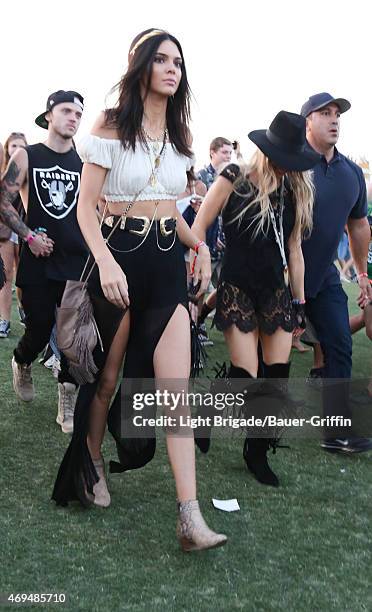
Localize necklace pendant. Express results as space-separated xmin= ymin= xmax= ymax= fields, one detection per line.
xmin=284 ymin=265 xmax=289 ymax=287
xmin=154 ymin=156 xmax=160 ymax=168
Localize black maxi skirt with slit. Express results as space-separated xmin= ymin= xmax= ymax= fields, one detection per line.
xmin=52 ymin=222 xmax=189 ymax=506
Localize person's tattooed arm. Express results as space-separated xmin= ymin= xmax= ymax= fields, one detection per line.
xmin=0 ymin=148 xmax=54 ymax=256
xmin=0 ymin=148 xmax=29 ymax=239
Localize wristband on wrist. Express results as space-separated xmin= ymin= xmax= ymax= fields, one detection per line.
xmin=26 ymin=232 xmax=36 ymax=245
xmin=194 ymin=240 xmax=207 ymax=254
xmin=191 ymin=253 xmax=197 ymax=275
xmin=292 ymin=298 xmax=306 ymax=305
xmin=357 ymin=272 xmax=368 ymax=280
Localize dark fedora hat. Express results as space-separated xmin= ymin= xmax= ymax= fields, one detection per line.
xmin=248 ymin=111 xmax=321 ymax=172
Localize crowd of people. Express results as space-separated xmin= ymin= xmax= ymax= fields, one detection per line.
xmin=1 ymin=28 xmax=372 ymax=553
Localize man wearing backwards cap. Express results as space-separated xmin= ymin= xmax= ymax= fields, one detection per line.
xmin=0 ymin=90 xmax=86 ymax=433
xmin=300 ymin=92 xmax=372 ymax=454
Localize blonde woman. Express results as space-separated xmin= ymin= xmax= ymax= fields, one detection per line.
xmin=192 ymin=111 xmax=319 ymax=486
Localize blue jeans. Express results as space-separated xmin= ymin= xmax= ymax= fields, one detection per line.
xmin=306 ymin=283 xmax=353 ymax=437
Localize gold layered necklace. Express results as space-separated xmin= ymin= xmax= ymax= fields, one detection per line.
xmin=142 ymin=125 xmax=168 ymax=187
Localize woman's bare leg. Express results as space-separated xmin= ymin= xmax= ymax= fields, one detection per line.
xmin=153 ymin=304 xmax=196 ymax=502
xmin=152 ymin=304 xmax=226 ymax=550
xmin=260 ymin=328 xmax=293 ymax=365
xmin=223 ymin=325 xmax=259 ymax=376
xmin=0 ymin=240 xmax=15 ymax=321
xmin=87 ymin=311 xmax=130 ymax=460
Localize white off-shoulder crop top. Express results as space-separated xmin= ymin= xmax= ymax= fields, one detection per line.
xmin=78 ymin=134 xmax=194 ymax=202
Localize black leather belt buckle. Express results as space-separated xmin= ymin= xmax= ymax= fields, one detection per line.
xmin=128 ymin=216 xmax=150 ymax=235
xmin=160 ymin=217 xmax=176 ymax=236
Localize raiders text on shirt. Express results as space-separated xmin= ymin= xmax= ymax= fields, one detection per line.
xmin=33 ymin=164 xmax=80 ymax=220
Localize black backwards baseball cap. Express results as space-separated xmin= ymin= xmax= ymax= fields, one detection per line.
xmin=35 ymin=90 xmax=84 ymax=129
xmin=300 ymin=92 xmax=351 ymax=118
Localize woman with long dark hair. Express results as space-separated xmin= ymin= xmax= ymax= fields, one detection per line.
xmin=192 ymin=111 xmax=319 ymax=487
xmin=0 ymin=132 xmax=28 ymax=336
xmin=52 ymin=28 xmax=226 ymax=552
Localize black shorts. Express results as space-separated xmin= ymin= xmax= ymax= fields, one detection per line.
xmin=214 ymin=280 xmax=297 ymax=335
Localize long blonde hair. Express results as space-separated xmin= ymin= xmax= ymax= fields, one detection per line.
xmin=230 ymin=149 xmax=314 ymax=240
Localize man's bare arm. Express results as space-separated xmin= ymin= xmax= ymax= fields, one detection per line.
xmin=0 ymin=148 xmax=54 ymax=257
xmin=0 ymin=148 xmax=30 ymax=239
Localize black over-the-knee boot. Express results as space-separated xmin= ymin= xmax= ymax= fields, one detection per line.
xmin=243 ymin=361 xmax=291 ymax=487
xmin=229 ymin=364 xmax=280 ymax=487
xmin=194 ymin=362 xmax=255 ymax=454
xmin=194 ymin=362 xmax=229 ymax=454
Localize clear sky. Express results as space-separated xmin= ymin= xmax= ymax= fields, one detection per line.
xmin=1 ymin=0 xmax=371 ymax=170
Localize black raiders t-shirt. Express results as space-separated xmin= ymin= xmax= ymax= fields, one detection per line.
xmin=16 ymin=143 xmax=88 ymax=287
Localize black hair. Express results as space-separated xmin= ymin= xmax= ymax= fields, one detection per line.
xmin=105 ymin=28 xmax=192 ymax=157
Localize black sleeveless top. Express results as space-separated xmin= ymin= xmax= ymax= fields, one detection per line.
xmin=16 ymin=144 xmax=87 ymax=286
xmin=219 ymin=164 xmax=296 ymax=293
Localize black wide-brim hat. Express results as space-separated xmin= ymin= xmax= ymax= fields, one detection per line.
xmin=248 ymin=110 xmax=321 ymax=172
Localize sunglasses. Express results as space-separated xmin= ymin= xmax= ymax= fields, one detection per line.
xmin=10 ymin=132 xmax=26 ymax=138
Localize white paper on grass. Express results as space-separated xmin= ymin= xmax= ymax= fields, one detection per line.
xmin=212 ymin=498 xmax=240 ymax=512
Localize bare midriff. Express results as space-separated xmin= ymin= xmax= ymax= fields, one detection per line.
xmin=107 ymin=198 xmax=177 ymax=219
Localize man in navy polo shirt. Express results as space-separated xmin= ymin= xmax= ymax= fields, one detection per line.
xmin=301 ymin=92 xmax=372 ymax=453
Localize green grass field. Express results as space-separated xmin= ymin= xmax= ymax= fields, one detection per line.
xmin=1 ymin=282 xmax=371 ymax=611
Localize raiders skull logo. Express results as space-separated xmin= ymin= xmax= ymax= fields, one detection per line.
xmin=33 ymin=165 xmax=81 ymax=219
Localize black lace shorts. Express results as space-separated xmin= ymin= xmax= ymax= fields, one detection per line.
xmin=214 ymin=281 xmax=297 ymax=335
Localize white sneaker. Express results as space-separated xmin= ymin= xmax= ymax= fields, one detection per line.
xmin=56 ymin=382 xmax=77 ymax=433
xmin=44 ymin=355 xmax=56 ymax=369
xmin=12 ymin=356 xmax=34 ymax=401
xmin=0 ymin=319 xmax=10 ymax=338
